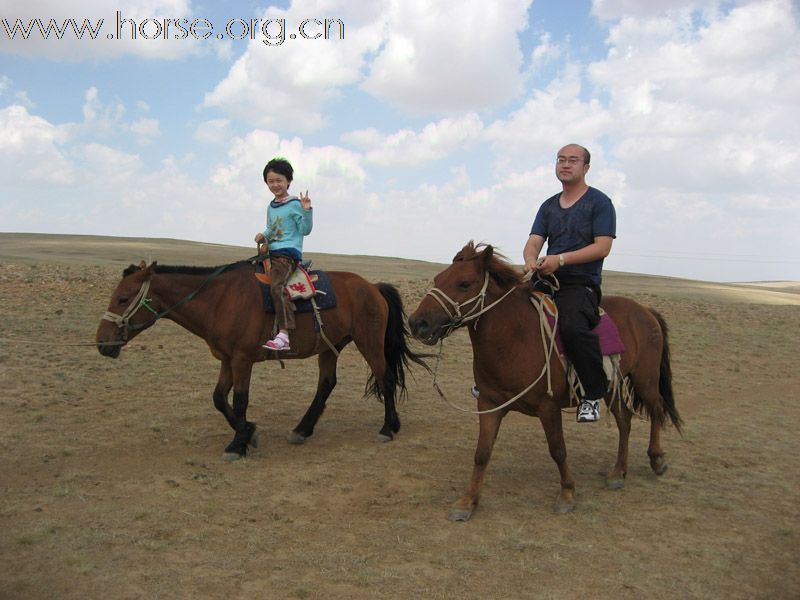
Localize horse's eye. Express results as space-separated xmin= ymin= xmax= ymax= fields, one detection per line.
xmin=458 ymin=281 xmax=471 ymax=291
xmin=118 ymin=297 xmax=129 ymax=304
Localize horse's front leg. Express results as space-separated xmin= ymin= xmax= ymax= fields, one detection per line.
xmin=607 ymin=397 xmax=632 ymax=489
xmin=213 ymin=360 xmax=236 ymax=430
xmin=288 ymin=350 xmax=338 ymax=444
xmin=449 ymin=408 xmax=505 ymax=522
xmin=538 ymin=401 xmax=575 ymax=513
xmin=222 ymin=357 xmax=258 ymax=461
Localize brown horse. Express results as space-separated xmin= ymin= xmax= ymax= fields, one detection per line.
xmin=408 ymin=242 xmax=682 ymax=520
xmin=96 ymin=260 xmax=429 ymax=460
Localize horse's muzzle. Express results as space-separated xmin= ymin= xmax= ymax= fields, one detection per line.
xmin=408 ymin=311 xmax=445 ymax=346
xmin=97 ymin=341 xmax=122 ymax=358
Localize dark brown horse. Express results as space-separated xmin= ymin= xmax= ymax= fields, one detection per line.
xmin=96 ymin=260 xmax=429 ymax=460
xmin=408 ymin=242 xmax=682 ymax=520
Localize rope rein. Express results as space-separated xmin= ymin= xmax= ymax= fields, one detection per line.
xmin=428 ymin=284 xmax=561 ymax=415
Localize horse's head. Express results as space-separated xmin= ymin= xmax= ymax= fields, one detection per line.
xmin=409 ymin=241 xmax=521 ymax=345
xmin=95 ymin=261 xmax=157 ymax=358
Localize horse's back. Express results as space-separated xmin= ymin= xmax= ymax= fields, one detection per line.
xmin=313 ymin=271 xmax=390 ymax=337
xmin=326 ymin=271 xmax=386 ymax=307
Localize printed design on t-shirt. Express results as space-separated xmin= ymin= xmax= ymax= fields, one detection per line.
xmin=268 ymin=216 xmax=285 ymax=241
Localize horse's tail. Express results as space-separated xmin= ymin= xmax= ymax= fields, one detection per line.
xmin=648 ymin=308 xmax=683 ymax=433
xmin=365 ymin=283 xmax=432 ymax=401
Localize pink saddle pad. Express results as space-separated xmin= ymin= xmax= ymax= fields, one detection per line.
xmin=547 ymin=312 xmax=626 ymax=356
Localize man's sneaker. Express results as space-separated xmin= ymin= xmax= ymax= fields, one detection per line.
xmin=576 ymin=399 xmax=601 ymax=423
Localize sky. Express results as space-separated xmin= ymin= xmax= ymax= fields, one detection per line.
xmin=1 ymin=0 xmax=798 ymax=283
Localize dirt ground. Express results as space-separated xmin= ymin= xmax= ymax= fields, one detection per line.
xmin=1 ymin=234 xmax=799 ymax=600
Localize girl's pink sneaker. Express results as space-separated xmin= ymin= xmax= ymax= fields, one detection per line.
xmin=263 ymin=333 xmax=290 ymax=351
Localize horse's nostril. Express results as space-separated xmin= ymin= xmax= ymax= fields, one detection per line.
xmin=410 ymin=318 xmax=427 ymax=335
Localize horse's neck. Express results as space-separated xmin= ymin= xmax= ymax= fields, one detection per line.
xmin=467 ymin=287 xmax=540 ymax=346
xmin=150 ymin=272 xmax=225 ymax=336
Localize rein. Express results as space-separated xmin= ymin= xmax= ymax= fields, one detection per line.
xmin=101 ymin=257 xmax=258 ymax=341
xmin=428 ymin=271 xmax=562 ymax=415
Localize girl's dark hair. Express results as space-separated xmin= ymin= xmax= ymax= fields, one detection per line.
xmin=263 ymin=157 xmax=293 ymax=183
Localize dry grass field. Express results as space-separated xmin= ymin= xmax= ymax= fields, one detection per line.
xmin=1 ymin=233 xmax=799 ymax=599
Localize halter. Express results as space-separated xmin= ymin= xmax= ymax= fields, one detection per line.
xmin=101 ymin=278 xmax=159 ymax=342
xmin=424 ymin=271 xmax=533 ymax=339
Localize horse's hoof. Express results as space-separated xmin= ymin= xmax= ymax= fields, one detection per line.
xmin=222 ymin=452 xmax=243 ymax=462
xmin=248 ymin=426 xmax=259 ymax=449
xmin=553 ymin=500 xmax=575 ymax=514
xmin=376 ymin=432 xmax=394 ymax=443
xmin=287 ymin=431 xmax=307 ymax=445
xmin=606 ymin=478 xmax=625 ymax=491
xmin=654 ymin=463 xmax=668 ymax=476
xmin=448 ymin=508 xmax=472 ymax=522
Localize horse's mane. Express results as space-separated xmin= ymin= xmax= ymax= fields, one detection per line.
xmin=453 ymin=241 xmax=522 ymax=289
xmin=122 ymin=261 xmax=253 ymax=278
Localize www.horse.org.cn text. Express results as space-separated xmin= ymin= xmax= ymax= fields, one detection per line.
xmin=1 ymin=11 xmax=346 ymax=47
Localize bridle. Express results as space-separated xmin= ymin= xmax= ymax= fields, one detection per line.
xmin=424 ymin=271 xmax=532 ymax=339
xmin=101 ymin=278 xmax=159 ymax=342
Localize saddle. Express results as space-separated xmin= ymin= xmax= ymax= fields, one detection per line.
xmin=255 ymin=261 xmax=318 ymax=300
xmin=532 ymin=291 xmax=625 ymax=356
xmin=531 ymin=290 xmax=633 ymax=413
xmin=256 ymin=264 xmax=337 ymax=314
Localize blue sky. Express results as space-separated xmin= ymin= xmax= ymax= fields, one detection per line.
xmin=1 ymin=0 xmax=798 ymax=282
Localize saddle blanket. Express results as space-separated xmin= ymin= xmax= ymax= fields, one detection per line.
xmin=545 ymin=310 xmax=625 ymax=356
xmin=259 ymin=269 xmax=337 ymax=314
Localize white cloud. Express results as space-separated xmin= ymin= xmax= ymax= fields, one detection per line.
xmin=588 ymin=0 xmax=800 ymax=195
xmin=205 ymin=0 xmax=534 ymax=131
xmin=343 ymin=113 xmax=484 ymax=167
xmin=203 ymin=0 xmax=387 ymax=132
xmin=591 ymin=0 xmax=722 ymax=20
xmin=485 ymin=65 xmax=614 ymax=172
xmin=362 ymin=0 xmax=532 ymax=113
xmin=193 ymin=118 xmax=231 ymax=144
xmin=0 ymin=104 xmax=74 ymax=183
xmin=130 ymin=117 xmax=160 ymax=143
xmin=529 ymin=32 xmax=562 ymax=70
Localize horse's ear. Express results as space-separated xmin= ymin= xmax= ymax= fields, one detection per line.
xmin=481 ymin=245 xmax=494 ymax=266
xmin=139 ymin=261 xmax=157 ymax=278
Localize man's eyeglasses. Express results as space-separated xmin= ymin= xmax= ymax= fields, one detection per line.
xmin=556 ymin=157 xmax=584 ymax=165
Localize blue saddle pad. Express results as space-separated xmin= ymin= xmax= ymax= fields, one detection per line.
xmin=260 ymin=270 xmax=337 ymax=313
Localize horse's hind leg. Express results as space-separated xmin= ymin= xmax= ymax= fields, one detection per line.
xmin=377 ymin=377 xmax=400 ymax=443
xmin=633 ymin=377 xmax=668 ymax=475
xmin=352 ymin=325 xmax=398 ymax=442
xmin=607 ymin=398 xmax=632 ymax=490
xmin=289 ymin=350 xmax=339 ymax=444
xmin=648 ymin=417 xmax=668 ymax=475
xmin=449 ymin=409 xmax=504 ymax=522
